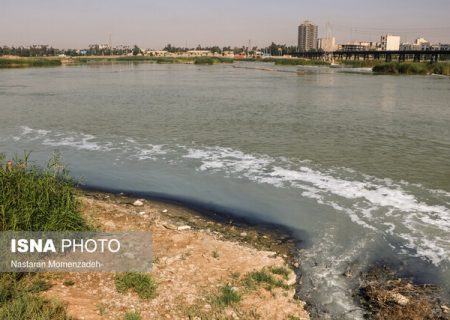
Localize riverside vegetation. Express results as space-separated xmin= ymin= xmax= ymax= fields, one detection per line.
xmin=0 ymin=154 xmax=158 ymax=320
xmin=0 ymin=154 xmax=308 ymax=319
xmin=0 ymin=154 xmax=84 ymax=319
xmin=1 ymin=55 xmax=450 ymax=75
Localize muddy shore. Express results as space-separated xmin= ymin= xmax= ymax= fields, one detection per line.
xmin=40 ymin=190 xmax=310 ymax=319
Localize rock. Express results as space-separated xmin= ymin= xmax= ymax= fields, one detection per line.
xmin=104 ymin=221 xmax=116 ymax=228
xmin=286 ymin=272 xmax=297 ymax=286
xmin=389 ymin=292 xmax=410 ymax=306
xmin=138 ymin=211 xmax=146 ymax=215
xmin=177 ymin=225 xmax=191 ymax=231
xmin=203 ymin=304 xmax=211 ymax=311
xmin=133 ymin=200 xmax=144 ymax=207
xmin=293 ymin=262 xmax=300 ymax=268
xmin=225 ymin=309 xmax=239 ymax=319
xmin=240 ymin=232 xmax=247 ymax=237
xmin=441 ymin=305 xmax=450 ymax=314
xmin=162 ymin=209 xmax=168 ymax=213
xmin=162 ymin=222 xmax=177 ymax=230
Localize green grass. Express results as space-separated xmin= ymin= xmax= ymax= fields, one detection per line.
xmin=0 ymin=153 xmax=87 ymax=319
xmin=270 ymin=266 xmax=290 ymax=280
xmin=243 ymin=269 xmax=289 ymax=290
xmin=124 ymin=311 xmax=141 ymax=320
xmin=0 ymin=153 xmax=88 ymax=232
xmin=274 ymin=58 xmax=330 ymax=66
xmin=0 ymin=294 xmax=73 ymax=320
xmin=0 ymin=58 xmax=61 ymax=68
xmin=430 ymin=62 xmax=450 ymax=75
xmin=62 ymin=280 xmax=75 ymax=287
xmin=372 ymin=62 xmax=450 ymax=75
xmin=212 ymin=284 xmax=241 ymax=307
xmin=115 ymin=273 xmax=157 ymax=300
xmin=0 ymin=273 xmax=70 ymax=320
xmin=194 ymin=57 xmax=233 ymax=65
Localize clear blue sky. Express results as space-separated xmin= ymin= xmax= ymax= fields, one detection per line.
xmin=1 ymin=0 xmax=449 ymax=48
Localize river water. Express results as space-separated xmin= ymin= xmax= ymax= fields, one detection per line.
xmin=0 ymin=62 xmax=449 ymax=318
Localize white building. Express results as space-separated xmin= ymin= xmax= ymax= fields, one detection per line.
xmin=380 ymin=35 xmax=401 ymax=51
xmin=318 ymin=37 xmax=336 ymax=52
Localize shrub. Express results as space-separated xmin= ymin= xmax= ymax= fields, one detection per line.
xmin=244 ymin=269 xmax=289 ymax=290
xmin=0 ymin=294 xmax=72 ymax=320
xmin=274 ymin=58 xmax=329 ymax=66
xmin=0 ymin=153 xmax=88 ymax=232
xmin=124 ymin=311 xmax=142 ymax=320
xmin=115 ymin=273 xmax=157 ymax=300
xmin=270 ymin=266 xmax=290 ymax=279
xmin=212 ymin=284 xmax=241 ymax=307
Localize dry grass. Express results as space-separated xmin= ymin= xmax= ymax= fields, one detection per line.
xmin=358 ymin=266 xmax=448 ymax=320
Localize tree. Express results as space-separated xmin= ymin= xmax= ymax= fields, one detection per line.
xmin=132 ymin=45 xmax=141 ymax=56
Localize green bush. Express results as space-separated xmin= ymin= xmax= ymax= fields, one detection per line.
xmin=212 ymin=284 xmax=241 ymax=307
xmin=0 ymin=58 xmax=61 ymax=68
xmin=0 ymin=153 xmax=88 ymax=232
xmin=372 ymin=62 xmax=450 ymax=75
xmin=0 ymin=294 xmax=72 ymax=320
xmin=274 ymin=58 xmax=329 ymax=66
xmin=124 ymin=311 xmax=141 ymax=320
xmin=0 ymin=154 xmax=85 ymax=319
xmin=115 ymin=273 xmax=157 ymax=300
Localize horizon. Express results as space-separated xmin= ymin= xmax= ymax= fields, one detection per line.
xmin=1 ymin=0 xmax=450 ymax=49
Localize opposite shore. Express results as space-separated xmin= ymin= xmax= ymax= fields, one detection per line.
xmin=1 ymin=55 xmax=449 ymax=75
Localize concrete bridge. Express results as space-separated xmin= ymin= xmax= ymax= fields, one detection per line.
xmin=292 ymin=50 xmax=450 ymax=63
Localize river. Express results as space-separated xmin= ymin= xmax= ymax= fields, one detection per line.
xmin=0 ymin=62 xmax=449 ymax=318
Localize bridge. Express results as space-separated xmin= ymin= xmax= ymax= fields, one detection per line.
xmin=292 ymin=50 xmax=450 ymax=63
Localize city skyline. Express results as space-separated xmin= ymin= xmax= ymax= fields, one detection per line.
xmin=1 ymin=0 xmax=450 ymax=49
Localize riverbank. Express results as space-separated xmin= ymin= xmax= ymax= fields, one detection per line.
xmin=41 ymin=190 xmax=309 ymax=320
xmin=1 ymin=55 xmax=449 ymax=75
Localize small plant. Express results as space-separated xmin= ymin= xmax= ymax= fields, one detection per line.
xmin=97 ymin=304 xmax=108 ymax=316
xmin=230 ymin=272 xmax=241 ymax=280
xmin=0 ymin=294 xmax=72 ymax=320
xmin=27 ymin=278 xmax=52 ymax=293
xmin=62 ymin=280 xmax=75 ymax=287
xmin=212 ymin=284 xmax=241 ymax=307
xmin=115 ymin=273 xmax=157 ymax=300
xmin=0 ymin=153 xmax=88 ymax=232
xmin=270 ymin=266 xmax=290 ymax=280
xmin=212 ymin=250 xmax=220 ymax=259
xmin=244 ymin=269 xmax=289 ymax=290
xmin=124 ymin=311 xmax=141 ymax=320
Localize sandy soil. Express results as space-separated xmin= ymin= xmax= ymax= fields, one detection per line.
xmin=42 ymin=192 xmax=309 ymax=320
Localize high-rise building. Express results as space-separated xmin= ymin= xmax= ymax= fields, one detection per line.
xmin=298 ymin=21 xmax=318 ymax=52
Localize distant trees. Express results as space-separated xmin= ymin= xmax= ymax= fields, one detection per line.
xmin=132 ymin=45 xmax=142 ymax=56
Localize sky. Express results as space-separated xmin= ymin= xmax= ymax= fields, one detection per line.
xmin=1 ymin=0 xmax=450 ymax=49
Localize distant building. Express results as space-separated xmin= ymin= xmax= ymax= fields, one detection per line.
xmin=185 ymin=50 xmax=213 ymax=57
xmin=401 ymin=37 xmax=431 ymax=51
xmin=318 ymin=37 xmax=336 ymax=52
xmin=339 ymin=41 xmax=378 ymax=52
xmin=431 ymin=43 xmax=450 ymax=51
xmin=298 ymin=21 xmax=318 ymax=52
xmin=144 ymin=50 xmax=172 ymax=57
xmin=380 ymin=35 xmax=401 ymax=51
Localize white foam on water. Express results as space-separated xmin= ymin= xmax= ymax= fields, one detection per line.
xmin=181 ymin=145 xmax=450 ymax=266
xmin=11 ymin=127 xmax=450 ymax=267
